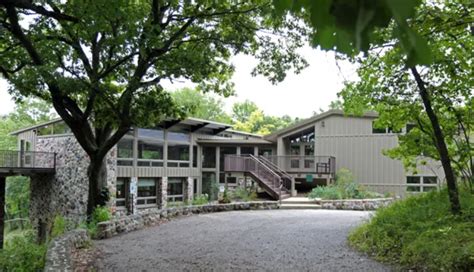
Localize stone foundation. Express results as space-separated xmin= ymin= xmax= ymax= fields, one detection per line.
xmin=319 ymin=198 xmax=396 ymax=210
xmin=96 ymin=201 xmax=279 ymax=239
xmin=44 ymin=229 xmax=90 ymax=272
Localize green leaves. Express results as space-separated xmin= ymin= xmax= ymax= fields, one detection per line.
xmin=273 ymin=0 xmax=433 ymax=65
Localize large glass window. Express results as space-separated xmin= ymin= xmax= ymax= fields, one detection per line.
xmin=168 ymin=131 xmax=190 ymax=142
xmin=116 ymin=178 xmax=128 ymax=207
xmin=117 ymin=139 xmax=133 ymax=166
xmin=202 ymin=172 xmax=217 ymax=200
xmin=241 ymin=146 xmax=254 ymax=155
xmin=167 ymin=178 xmax=185 ymax=202
xmin=168 ymin=144 xmax=189 ymax=161
xmin=137 ymin=178 xmax=157 ymax=206
xmin=138 ymin=128 xmax=164 ymax=140
xmin=406 ymin=176 xmax=437 ymax=193
xmin=202 ymin=146 xmax=216 ymax=168
xmin=258 ymin=148 xmax=272 ymax=157
xmin=138 ymin=140 xmax=163 ymax=160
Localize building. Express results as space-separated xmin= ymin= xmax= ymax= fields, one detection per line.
xmin=6 ymin=110 xmax=444 ymax=225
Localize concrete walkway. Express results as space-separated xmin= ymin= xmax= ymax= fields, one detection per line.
xmin=95 ymin=210 xmax=391 ymax=272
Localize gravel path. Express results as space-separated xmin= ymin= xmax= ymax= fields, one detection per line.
xmin=95 ymin=210 xmax=390 ymax=272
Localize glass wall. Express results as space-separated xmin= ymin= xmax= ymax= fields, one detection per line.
xmin=202 ymin=146 xmax=216 ymax=168
xmin=117 ymin=139 xmax=133 ymax=166
xmin=137 ymin=178 xmax=158 ymax=206
xmin=168 ymin=143 xmax=189 ymax=167
xmin=116 ymin=178 xmax=128 ymax=207
xmin=241 ymin=146 xmax=254 ymax=155
xmin=167 ymin=177 xmax=185 ymax=202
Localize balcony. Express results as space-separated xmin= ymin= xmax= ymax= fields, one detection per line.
xmin=0 ymin=150 xmax=56 ymax=175
xmin=265 ymin=155 xmax=335 ymax=176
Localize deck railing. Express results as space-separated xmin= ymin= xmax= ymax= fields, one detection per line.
xmin=0 ymin=150 xmax=56 ymax=170
xmin=265 ymin=155 xmax=336 ymax=176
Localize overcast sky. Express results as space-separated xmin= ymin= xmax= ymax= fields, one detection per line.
xmin=0 ymin=46 xmax=357 ymax=119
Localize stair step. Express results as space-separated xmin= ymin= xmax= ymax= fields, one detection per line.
xmin=280 ymin=203 xmax=322 ymax=210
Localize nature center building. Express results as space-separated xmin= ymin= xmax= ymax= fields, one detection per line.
xmin=8 ymin=110 xmax=444 ymax=221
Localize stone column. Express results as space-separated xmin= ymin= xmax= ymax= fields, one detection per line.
xmin=291 ymin=177 xmax=297 ymax=197
xmin=128 ymin=177 xmax=138 ymax=214
xmin=185 ymin=177 xmax=193 ymax=203
xmin=158 ymin=177 xmax=168 ymax=209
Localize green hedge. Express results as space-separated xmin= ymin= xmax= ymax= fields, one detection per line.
xmin=349 ymin=187 xmax=474 ymax=270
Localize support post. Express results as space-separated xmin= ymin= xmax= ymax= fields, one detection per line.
xmin=0 ymin=176 xmax=5 ymax=249
xmin=291 ymin=177 xmax=296 ymax=197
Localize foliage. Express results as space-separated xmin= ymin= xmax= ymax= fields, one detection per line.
xmin=192 ymin=194 xmax=210 ymax=206
xmin=0 ymin=0 xmax=308 ymax=215
xmin=219 ymin=188 xmax=232 ymax=204
xmin=84 ymin=206 xmax=111 ymax=238
xmin=171 ymin=88 xmax=232 ymax=124
xmin=232 ymin=100 xmax=260 ymax=123
xmin=308 ymin=168 xmax=381 ymax=200
xmin=274 ymin=0 xmax=431 ymax=66
xmin=232 ymin=107 xmax=296 ymax=135
xmin=349 ymin=187 xmax=474 ymax=270
xmin=0 ymin=230 xmax=47 ymax=271
xmin=233 ymin=187 xmax=258 ymax=202
xmin=51 ymin=215 xmax=67 ymax=238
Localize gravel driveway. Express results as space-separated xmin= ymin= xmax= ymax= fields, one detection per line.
xmin=95 ymin=210 xmax=390 ymax=272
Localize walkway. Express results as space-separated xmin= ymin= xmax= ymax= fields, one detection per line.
xmin=95 ymin=210 xmax=391 ymax=271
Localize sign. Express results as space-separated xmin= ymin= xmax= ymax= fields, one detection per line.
xmin=306 ymin=174 xmax=313 ymax=182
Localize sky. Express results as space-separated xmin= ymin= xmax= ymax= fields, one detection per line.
xmin=0 ymin=46 xmax=358 ymax=119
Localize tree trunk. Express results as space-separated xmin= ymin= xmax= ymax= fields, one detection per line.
xmin=86 ymin=155 xmax=108 ymax=218
xmin=411 ymin=67 xmax=461 ymax=214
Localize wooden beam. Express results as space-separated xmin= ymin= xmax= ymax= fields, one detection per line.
xmin=190 ymin=122 xmax=209 ymax=132
xmin=0 ymin=176 xmax=5 ymax=249
xmin=212 ymin=127 xmax=229 ymax=135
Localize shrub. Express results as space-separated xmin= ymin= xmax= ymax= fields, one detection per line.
xmin=308 ymin=168 xmax=381 ymax=200
xmin=233 ymin=187 xmax=257 ymax=202
xmin=192 ymin=194 xmax=209 ymax=205
xmin=85 ymin=206 xmax=111 ymax=238
xmin=219 ymin=188 xmax=232 ymax=204
xmin=349 ymin=187 xmax=474 ymax=270
xmin=51 ymin=215 xmax=67 ymax=238
xmin=0 ymin=230 xmax=47 ymax=271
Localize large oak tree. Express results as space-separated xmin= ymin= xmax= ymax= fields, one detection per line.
xmin=0 ymin=0 xmax=307 ymax=216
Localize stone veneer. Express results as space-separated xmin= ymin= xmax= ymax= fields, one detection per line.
xmin=30 ymin=136 xmax=116 ymax=230
xmin=96 ymin=201 xmax=279 ymax=239
xmin=319 ymin=198 xmax=396 ymax=210
xmin=44 ymin=229 xmax=90 ymax=272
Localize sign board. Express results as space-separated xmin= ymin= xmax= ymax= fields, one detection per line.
xmin=306 ymin=174 xmax=313 ymax=182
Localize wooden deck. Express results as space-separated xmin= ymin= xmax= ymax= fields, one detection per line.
xmin=0 ymin=150 xmax=56 ymax=176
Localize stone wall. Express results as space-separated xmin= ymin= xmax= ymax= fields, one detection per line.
xmin=30 ymin=136 xmax=116 ymax=230
xmin=319 ymin=198 xmax=396 ymax=210
xmin=44 ymin=229 xmax=90 ymax=272
xmin=96 ymin=201 xmax=279 ymax=239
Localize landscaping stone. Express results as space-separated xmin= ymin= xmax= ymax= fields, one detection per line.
xmin=96 ymin=201 xmax=279 ymax=239
xmin=319 ymin=198 xmax=395 ymax=210
xmin=44 ymin=229 xmax=90 ymax=272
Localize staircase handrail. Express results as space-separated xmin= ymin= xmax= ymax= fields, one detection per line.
xmin=247 ymin=155 xmax=283 ymax=199
xmin=257 ymin=155 xmax=293 ymax=181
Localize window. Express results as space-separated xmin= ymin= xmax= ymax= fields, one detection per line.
xmin=388 ymin=127 xmax=401 ymax=133
xmin=168 ymin=144 xmax=189 ymax=161
xmin=202 ymin=146 xmax=216 ymax=168
xmin=220 ymin=147 xmax=237 ymax=171
xmin=168 ymin=131 xmax=190 ymax=142
xmin=406 ymin=176 xmax=438 ymax=193
xmin=137 ymin=178 xmax=157 ymax=206
xmin=138 ymin=140 xmax=163 ymax=160
xmin=258 ymin=148 xmax=272 ymax=157
xmin=290 ymin=145 xmax=300 ymax=155
xmin=138 ymin=128 xmax=164 ymax=140
xmin=241 ymin=146 xmax=254 ymax=155
xmin=193 ymin=178 xmax=198 ymax=194
xmin=116 ymin=178 xmax=128 ymax=207
xmin=117 ymin=139 xmax=133 ymax=166
xmin=372 ymin=121 xmax=386 ymax=134
xmin=219 ymin=173 xmax=226 ymax=184
xmin=304 ymin=145 xmax=314 ymax=156
xmin=192 ymin=146 xmax=198 ymax=168
xmin=227 ymin=176 xmax=237 ymax=184
xmin=167 ymin=178 xmax=185 ymax=202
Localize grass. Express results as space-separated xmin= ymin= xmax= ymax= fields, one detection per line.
xmin=348 ymin=187 xmax=474 ymax=271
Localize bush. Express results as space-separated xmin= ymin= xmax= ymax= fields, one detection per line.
xmin=219 ymin=188 xmax=232 ymax=204
xmin=0 ymin=230 xmax=47 ymax=271
xmin=84 ymin=206 xmax=111 ymax=238
xmin=51 ymin=215 xmax=67 ymax=238
xmin=233 ymin=187 xmax=257 ymax=202
xmin=349 ymin=187 xmax=474 ymax=270
xmin=308 ymin=168 xmax=381 ymax=200
xmin=192 ymin=194 xmax=209 ymax=205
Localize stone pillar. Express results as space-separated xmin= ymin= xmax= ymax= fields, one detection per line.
xmin=158 ymin=177 xmax=168 ymax=209
xmin=291 ymin=177 xmax=297 ymax=197
xmin=185 ymin=177 xmax=193 ymax=203
xmin=128 ymin=177 xmax=138 ymax=214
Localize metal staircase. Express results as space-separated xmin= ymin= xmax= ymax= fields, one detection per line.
xmin=224 ymin=154 xmax=292 ymax=200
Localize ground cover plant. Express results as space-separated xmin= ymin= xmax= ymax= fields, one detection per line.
xmin=308 ymin=168 xmax=382 ymax=200
xmin=349 ymin=187 xmax=474 ymax=270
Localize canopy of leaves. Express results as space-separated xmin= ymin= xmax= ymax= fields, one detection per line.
xmin=273 ymin=0 xmax=433 ymax=66
xmin=339 ymin=1 xmax=473 ymax=181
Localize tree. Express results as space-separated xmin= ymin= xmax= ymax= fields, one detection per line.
xmin=275 ymin=0 xmax=471 ymax=214
xmin=338 ymin=1 xmax=473 ymax=213
xmin=171 ymin=88 xmax=232 ymax=124
xmin=232 ymin=100 xmax=259 ymax=123
xmin=0 ymin=1 xmax=307 ymax=216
